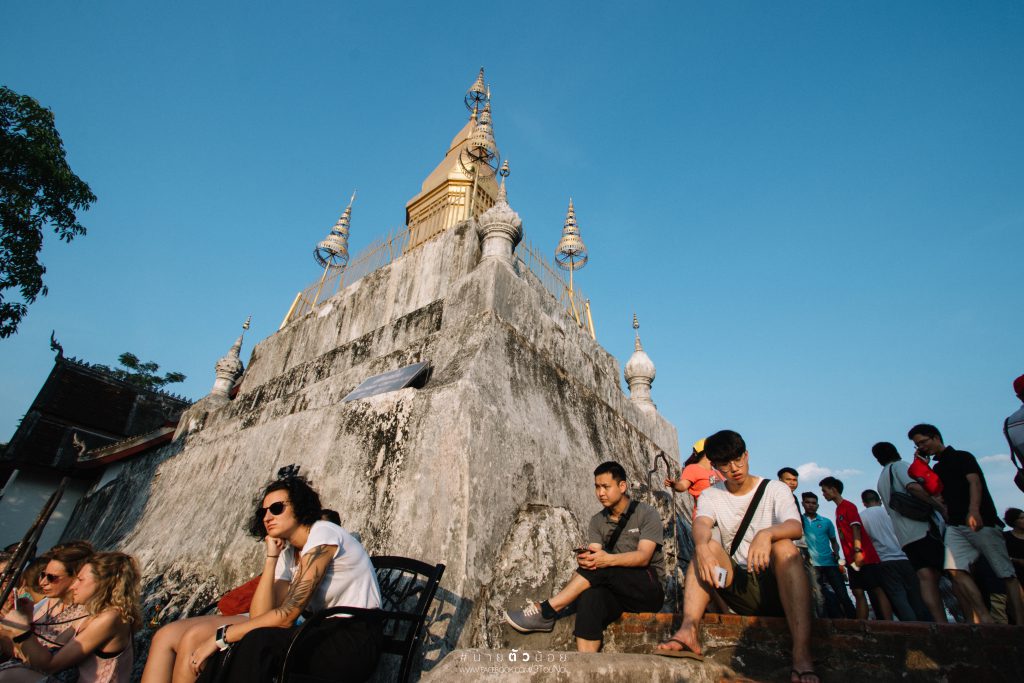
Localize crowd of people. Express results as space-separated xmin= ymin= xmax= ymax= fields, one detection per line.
xmin=503 ymin=374 xmax=1024 ymax=683
xmin=3 ymin=376 xmax=1022 ymax=683
xmin=1 ymin=474 xmax=384 ymax=683
xmin=0 ymin=542 xmax=140 ymax=683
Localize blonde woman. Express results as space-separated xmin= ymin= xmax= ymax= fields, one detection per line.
xmin=0 ymin=552 xmax=141 ymax=683
xmin=0 ymin=543 xmax=93 ymax=679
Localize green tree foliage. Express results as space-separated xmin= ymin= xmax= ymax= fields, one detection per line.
xmin=94 ymin=352 xmax=186 ymax=390
xmin=1 ymin=86 xmax=96 ymax=338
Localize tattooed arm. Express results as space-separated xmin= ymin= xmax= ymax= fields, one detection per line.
xmin=202 ymin=545 xmax=336 ymax=651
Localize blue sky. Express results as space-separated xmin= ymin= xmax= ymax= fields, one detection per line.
xmin=2 ymin=2 xmax=1022 ymax=521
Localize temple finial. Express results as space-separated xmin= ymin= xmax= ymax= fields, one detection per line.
xmin=465 ymin=67 xmax=488 ymax=111
xmin=314 ymin=191 xmax=356 ymax=269
xmin=555 ymin=197 xmax=588 ymax=271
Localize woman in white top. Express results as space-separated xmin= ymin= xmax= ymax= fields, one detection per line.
xmin=191 ymin=475 xmax=382 ymax=683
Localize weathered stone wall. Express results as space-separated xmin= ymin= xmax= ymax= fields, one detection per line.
xmin=69 ymin=220 xmax=681 ymax=679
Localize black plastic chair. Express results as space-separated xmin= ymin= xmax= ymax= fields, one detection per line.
xmin=280 ymin=555 xmax=446 ymax=683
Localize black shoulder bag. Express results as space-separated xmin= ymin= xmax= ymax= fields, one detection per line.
xmin=887 ymin=464 xmax=933 ymax=522
xmin=1004 ymin=418 xmax=1024 ymax=494
xmin=604 ymin=500 xmax=640 ymax=553
xmin=729 ymin=479 xmax=770 ymax=558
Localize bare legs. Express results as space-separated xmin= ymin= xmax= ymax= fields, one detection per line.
xmin=536 ymin=572 xmax=599 ymax=652
xmin=660 ymin=539 xmax=814 ymax=681
xmin=771 ymin=540 xmax=814 ymax=678
xmin=917 ymin=567 xmax=947 ymax=622
xmin=853 ymin=588 xmax=869 ymax=620
xmin=547 ymin=573 xmax=591 ymax=612
xmin=948 ymin=569 xmax=994 ymax=624
xmin=141 ymin=614 xmax=247 ymax=683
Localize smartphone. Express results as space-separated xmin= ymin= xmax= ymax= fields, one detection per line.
xmin=714 ymin=566 xmax=728 ymax=588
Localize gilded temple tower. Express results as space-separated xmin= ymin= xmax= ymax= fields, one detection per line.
xmin=405 ymin=68 xmax=501 ymax=250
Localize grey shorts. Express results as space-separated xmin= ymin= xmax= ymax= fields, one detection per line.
xmin=943 ymin=525 xmax=1015 ymax=578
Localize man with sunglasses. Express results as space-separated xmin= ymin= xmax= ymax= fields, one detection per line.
xmin=655 ymin=430 xmax=816 ymax=683
xmin=909 ymin=423 xmax=1024 ymax=624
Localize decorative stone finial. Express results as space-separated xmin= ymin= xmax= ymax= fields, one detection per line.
xmin=314 ymin=192 xmax=356 ymax=269
xmin=625 ymin=313 xmax=656 ymax=409
xmin=476 ymin=161 xmax=522 ymax=263
xmin=210 ymin=317 xmax=250 ymax=402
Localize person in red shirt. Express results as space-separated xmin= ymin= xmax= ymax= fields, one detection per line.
xmin=820 ymin=477 xmax=892 ymax=620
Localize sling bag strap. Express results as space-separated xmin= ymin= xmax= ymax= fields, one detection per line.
xmin=1005 ymin=418 xmax=1024 ymax=469
xmin=604 ymin=499 xmax=640 ymax=553
xmin=1004 ymin=418 xmax=1024 ymax=494
xmin=729 ymin=478 xmax=770 ymax=558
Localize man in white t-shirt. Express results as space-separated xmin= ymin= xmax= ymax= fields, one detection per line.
xmin=655 ymin=430 xmax=816 ymax=683
xmin=859 ymin=489 xmax=931 ymax=622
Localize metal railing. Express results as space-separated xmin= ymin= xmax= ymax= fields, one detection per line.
xmin=513 ymin=237 xmax=596 ymax=339
xmin=281 ymin=226 xmax=596 ymax=340
xmin=281 ymin=228 xmax=412 ymax=328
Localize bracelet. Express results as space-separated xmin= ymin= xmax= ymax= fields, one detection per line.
xmin=13 ymin=630 xmax=33 ymax=644
xmin=267 ymin=555 xmax=280 ymax=559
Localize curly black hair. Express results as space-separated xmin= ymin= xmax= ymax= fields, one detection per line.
xmin=247 ymin=474 xmax=323 ymax=538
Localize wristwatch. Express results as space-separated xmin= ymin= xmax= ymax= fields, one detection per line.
xmin=215 ymin=625 xmax=231 ymax=651
xmin=12 ymin=630 xmax=33 ymax=644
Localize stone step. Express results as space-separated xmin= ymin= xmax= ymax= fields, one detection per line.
xmin=602 ymin=612 xmax=1022 ymax=682
xmin=428 ymin=613 xmax=1021 ymax=682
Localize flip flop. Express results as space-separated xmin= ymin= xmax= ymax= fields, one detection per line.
xmin=653 ymin=637 xmax=704 ymax=661
xmin=791 ymin=669 xmax=821 ymax=683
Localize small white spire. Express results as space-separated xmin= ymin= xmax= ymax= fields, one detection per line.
xmin=625 ymin=313 xmax=656 ymax=409
xmin=210 ymin=317 xmax=249 ymax=402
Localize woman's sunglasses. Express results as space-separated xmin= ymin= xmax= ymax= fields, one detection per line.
xmin=259 ymin=501 xmax=289 ymax=517
xmin=40 ymin=572 xmax=69 ymax=583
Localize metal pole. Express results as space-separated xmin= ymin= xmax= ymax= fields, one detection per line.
xmin=0 ymin=476 xmax=70 ymax=613
xmin=279 ymin=292 xmax=303 ymax=330
xmin=568 ymin=265 xmax=581 ymax=325
xmin=585 ymin=299 xmax=596 ymax=340
xmin=467 ymin=166 xmax=479 ymax=221
xmin=310 ymin=263 xmax=332 ymax=308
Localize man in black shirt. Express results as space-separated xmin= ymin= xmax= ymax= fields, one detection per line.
xmin=909 ymin=423 xmax=1024 ymax=624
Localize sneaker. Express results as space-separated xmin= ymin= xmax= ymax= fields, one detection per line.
xmin=504 ymin=602 xmax=555 ymax=633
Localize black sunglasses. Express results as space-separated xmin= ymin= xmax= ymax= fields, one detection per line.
xmin=40 ymin=572 xmax=69 ymax=583
xmin=259 ymin=501 xmax=289 ymax=517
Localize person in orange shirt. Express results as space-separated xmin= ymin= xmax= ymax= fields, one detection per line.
xmin=665 ymin=438 xmax=723 ymax=525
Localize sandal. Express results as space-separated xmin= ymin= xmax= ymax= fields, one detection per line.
xmin=653 ymin=637 xmax=704 ymax=661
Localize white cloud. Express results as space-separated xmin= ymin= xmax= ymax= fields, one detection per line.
xmin=796 ymin=461 xmax=862 ymax=482
xmin=980 ymin=454 xmax=1011 ymax=464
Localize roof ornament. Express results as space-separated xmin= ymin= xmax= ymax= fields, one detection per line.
xmin=459 ymin=70 xmax=500 ymax=219
xmin=312 ymin=192 xmax=356 ymax=306
xmin=555 ymin=198 xmax=591 ymax=332
xmin=210 ymin=316 xmax=251 ymax=403
xmin=624 ymin=313 xmax=656 ymax=409
xmin=50 ymin=330 xmax=65 ymax=360
xmin=477 ymin=160 xmax=521 ymax=264
xmin=465 ymin=67 xmax=488 ymax=112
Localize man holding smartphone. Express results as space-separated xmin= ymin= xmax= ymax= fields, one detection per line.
xmin=504 ymin=461 xmax=665 ymax=652
xmin=655 ymin=430 xmax=816 ymax=683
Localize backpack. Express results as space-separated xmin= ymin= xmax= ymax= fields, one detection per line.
xmin=887 ymin=464 xmax=933 ymax=522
